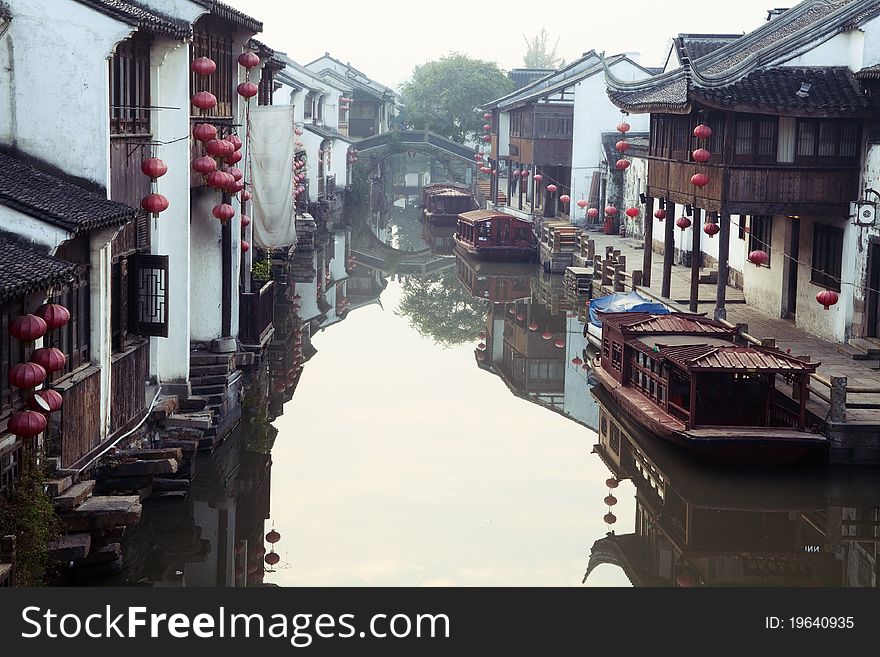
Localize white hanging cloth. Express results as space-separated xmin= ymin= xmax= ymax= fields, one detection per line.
xmin=249 ymin=105 xmax=298 ymax=248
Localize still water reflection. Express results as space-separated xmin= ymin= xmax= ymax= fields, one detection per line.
xmin=116 ymin=155 xmax=879 ymax=588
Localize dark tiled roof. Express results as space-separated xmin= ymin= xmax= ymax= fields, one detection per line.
xmin=855 ymin=64 xmax=880 ymax=79
xmin=0 ymin=151 xmax=136 ymax=234
xmin=73 ymin=0 xmax=190 ymax=39
xmin=606 ymin=70 xmax=690 ymax=114
xmin=0 ymin=232 xmax=78 ymax=304
xmin=660 ymin=343 xmax=816 ymax=372
xmin=674 ymin=34 xmax=743 ymax=65
xmin=602 ymin=312 xmax=730 ymax=334
xmin=694 ymin=66 xmax=871 ymax=116
xmin=508 ymin=68 xmax=556 ymax=90
xmin=602 ymin=132 xmax=649 ymax=161
xmin=304 ymin=124 xmax=350 ymax=141
xmin=192 ymin=0 xmax=262 ymax=33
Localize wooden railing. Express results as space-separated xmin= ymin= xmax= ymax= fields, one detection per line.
xmin=240 ymin=280 xmax=275 ymax=347
xmin=594 ymin=245 xmax=643 ymax=293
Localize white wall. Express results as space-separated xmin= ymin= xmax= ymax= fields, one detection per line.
xmin=189 ymin=188 xmax=225 ymax=341
xmin=782 ymin=31 xmax=860 ymax=68
xmin=497 ymin=111 xmax=510 ymax=158
xmin=301 ymin=130 xmax=322 ymax=201
xmin=0 ymin=0 xmax=131 ymax=188
xmin=741 ymin=216 xmax=786 ymax=318
xmin=0 ymin=206 xmax=73 ymax=251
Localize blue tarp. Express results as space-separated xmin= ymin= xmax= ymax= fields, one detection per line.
xmin=589 ymin=291 xmax=670 ymax=327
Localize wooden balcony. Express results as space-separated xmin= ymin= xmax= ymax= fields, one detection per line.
xmin=508 ymin=136 xmax=571 ymax=167
xmin=240 ymin=280 xmax=275 ymax=348
xmin=647 ymin=158 xmax=859 ymax=216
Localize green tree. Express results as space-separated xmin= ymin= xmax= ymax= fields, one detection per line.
xmin=523 ymin=29 xmax=565 ymax=69
xmin=400 ymin=54 xmax=514 ymax=144
xmin=396 ymin=268 xmax=487 ymax=346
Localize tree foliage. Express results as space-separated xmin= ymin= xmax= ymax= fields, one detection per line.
xmin=396 ymin=269 xmax=487 ymax=346
xmin=400 ymin=54 xmax=514 ymax=144
xmin=523 ymin=29 xmax=565 ymax=69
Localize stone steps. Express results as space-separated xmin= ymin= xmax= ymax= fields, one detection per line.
xmin=839 ymin=343 xmax=872 ymax=360
xmin=60 ymin=495 xmax=142 ymax=532
xmin=849 ymin=338 xmax=880 ymax=357
xmin=53 ymin=480 xmax=96 ymax=511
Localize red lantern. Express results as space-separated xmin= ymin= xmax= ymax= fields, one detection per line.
xmin=30 ymin=347 xmax=66 ymax=373
xmin=617 ymin=121 xmax=630 ymax=133
xmin=227 ymin=167 xmax=244 ymax=181
xmin=141 ymin=158 xmax=167 ymax=179
xmin=693 ymin=124 xmax=712 ymax=140
xmin=587 ymin=208 xmax=599 ymax=220
xmin=616 ymin=140 xmax=630 ymax=153
xmin=654 ymin=209 xmax=666 ymax=220
xmin=35 ymin=304 xmax=70 ymax=330
xmin=212 ymin=204 xmax=235 ymax=222
xmin=240 ymin=214 xmax=251 ymax=228
xmin=748 ymin=250 xmax=769 ymax=267
xmin=692 ymin=148 xmax=711 ymax=163
xmin=703 ymin=222 xmax=720 ymax=238
xmin=264 ymin=551 xmax=280 ymax=566
xmin=481 ymin=135 xmax=491 ymax=142
xmin=193 ymin=122 xmax=217 ymax=142
xmin=191 ymin=57 xmax=217 ymax=76
xmin=520 ymin=170 xmax=529 ymax=178
xmin=528 ymin=322 xmax=538 ymax=331
xmin=676 ymin=216 xmax=691 ymax=231
xmin=206 ymin=171 xmax=234 ymax=189
xmin=604 ymin=513 xmax=617 ymax=524
xmin=605 ymin=206 xmax=617 ymax=217
xmin=625 ymin=207 xmax=639 ymax=218
xmin=576 ymin=199 xmax=588 ymax=209
xmin=478 ymin=331 xmax=487 ymax=340
xmin=559 ymin=194 xmax=570 ymax=204
xmin=237 ymin=81 xmax=259 ymax=98
xmin=29 ymin=389 xmax=63 ymax=413
xmin=192 ymin=156 xmax=217 ymax=175
xmin=192 ymin=91 xmax=217 ymax=110
xmin=205 ymin=139 xmax=234 ymax=157
xmin=239 ymin=51 xmax=261 ymax=68
xmin=604 ymin=495 xmax=618 ymax=506
xmin=691 ymin=172 xmax=709 ymax=187
xmin=141 ymin=194 xmax=169 ymax=216
xmin=241 ymin=190 xmax=252 ymax=202
xmin=512 ymin=170 xmax=520 ymax=177
xmin=483 ymin=124 xmax=491 ymax=131
xmin=226 ymin=150 xmax=243 ymax=165
xmin=228 ymin=134 xmax=243 ymax=151
xmin=615 ymin=158 xmax=630 ymax=171
xmin=554 ymin=338 xmax=565 ymax=348
xmin=541 ymin=329 xmax=553 ymax=340
xmin=572 ymin=356 xmax=583 ymax=366
xmin=241 ymin=240 xmax=250 ymax=253
xmin=533 ymin=174 xmax=543 ymax=183
xmin=7 ymin=410 xmax=47 ymax=437
xmin=483 ymin=112 xmax=491 ymax=120
xmin=816 ymin=289 xmax=839 ymax=310
xmin=515 ymin=312 xmax=525 ymax=321
xmin=605 ymin=478 xmax=619 ymax=489
xmin=266 ymin=530 xmax=281 ymax=544
xmin=477 ymin=342 xmax=486 ymax=351
xmin=547 ymin=184 xmax=558 ymax=193
xmin=9 ymin=314 xmax=47 ymax=341
xmin=8 ymin=362 xmax=46 ymax=389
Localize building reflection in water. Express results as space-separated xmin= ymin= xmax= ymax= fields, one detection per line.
xmin=587 ymin=387 xmax=880 ymax=587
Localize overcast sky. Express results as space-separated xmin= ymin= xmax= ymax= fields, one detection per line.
xmin=226 ymin=0 xmax=784 ymax=89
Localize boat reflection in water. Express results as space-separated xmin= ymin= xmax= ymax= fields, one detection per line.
xmin=586 ymin=387 xmax=880 ymax=587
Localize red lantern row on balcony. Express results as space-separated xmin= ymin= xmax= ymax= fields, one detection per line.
xmin=30 ymin=348 xmax=66 ymax=373
xmin=191 ymin=57 xmax=217 ymax=76
xmin=36 ymin=303 xmax=70 ymax=330
xmin=693 ymin=124 xmax=712 ymax=140
xmin=692 ymin=148 xmax=711 ymax=163
xmin=816 ymin=289 xmax=839 ymax=310
xmin=8 ymin=362 xmax=46 ymax=389
xmin=9 ymin=314 xmax=47 ymax=343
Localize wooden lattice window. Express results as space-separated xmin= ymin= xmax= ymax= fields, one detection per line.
xmin=110 ymin=32 xmax=153 ymax=135
xmin=811 ymin=224 xmax=843 ymax=292
xmin=748 ymin=215 xmax=772 ymax=265
xmin=0 ymin=300 xmax=25 ymax=412
xmin=129 ymin=254 xmax=169 ymax=337
xmin=191 ymin=26 xmax=234 ymax=118
xmin=46 ymin=270 xmax=90 ymax=377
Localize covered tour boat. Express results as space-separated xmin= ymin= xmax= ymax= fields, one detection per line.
xmin=591 ymin=312 xmax=826 ymax=465
xmin=422 ymin=182 xmax=478 ymax=225
xmin=454 ymin=209 xmax=536 ymax=261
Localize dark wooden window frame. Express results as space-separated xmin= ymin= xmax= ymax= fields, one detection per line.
xmin=1 ymin=300 xmax=25 ymax=412
xmin=46 ymin=269 xmax=91 ymax=378
xmin=795 ymin=119 xmax=861 ymax=165
xmin=732 ymin=115 xmax=778 ymax=165
xmin=811 ymin=223 xmax=843 ymax=292
xmin=748 ymin=215 xmax=773 ymax=265
xmin=191 ymin=26 xmax=234 ymax=118
xmin=110 ymin=32 xmax=153 ymax=135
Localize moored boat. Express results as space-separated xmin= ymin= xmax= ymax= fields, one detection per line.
xmin=422 ymin=182 xmax=478 ymax=225
xmin=585 ymin=290 xmax=670 ymax=348
xmin=454 ymin=209 xmax=536 ymax=261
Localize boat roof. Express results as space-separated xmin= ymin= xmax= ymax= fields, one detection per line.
xmin=602 ymin=311 xmax=732 ymax=335
xmin=657 ymin=343 xmax=817 ymax=373
xmin=458 ymin=209 xmax=526 ymax=224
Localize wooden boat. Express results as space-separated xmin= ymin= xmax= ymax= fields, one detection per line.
xmin=454 ymin=209 xmax=536 ymax=261
xmin=584 ymin=290 xmax=670 ymax=349
xmin=591 ymin=311 xmax=827 ymax=465
xmin=422 ymin=182 xmax=478 ymax=226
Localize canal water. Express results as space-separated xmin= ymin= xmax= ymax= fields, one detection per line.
xmin=116 ymin=154 xmax=880 ymax=588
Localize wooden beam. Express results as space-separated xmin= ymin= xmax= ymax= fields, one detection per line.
xmin=643 ymin=196 xmax=654 ymax=287
xmin=715 ymin=211 xmax=730 ymax=320
xmin=662 ymin=201 xmax=674 ymax=298
xmin=690 ymin=207 xmax=701 ymax=313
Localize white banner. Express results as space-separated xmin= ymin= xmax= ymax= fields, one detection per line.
xmin=249 ymin=106 xmax=298 ymax=248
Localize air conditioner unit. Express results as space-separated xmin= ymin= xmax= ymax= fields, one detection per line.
xmin=856 ymin=202 xmax=876 ymax=226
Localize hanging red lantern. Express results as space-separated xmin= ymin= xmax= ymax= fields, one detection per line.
xmin=615 ymin=159 xmax=630 ymax=171
xmin=576 ymin=199 xmax=588 ymax=209
xmin=516 ymin=312 xmax=525 ymax=321
xmin=541 ymin=329 xmax=553 ymax=340
xmin=141 ymin=158 xmax=167 ymax=179
xmin=625 ymin=207 xmax=639 ymax=218
xmin=528 ymin=322 xmax=538 ymax=331
xmin=534 ymin=174 xmax=543 ymax=182
xmin=587 ymin=208 xmax=599 ymax=220
xmin=9 ymin=314 xmax=47 ymax=341
xmin=227 ymin=167 xmax=244 ymax=181
xmin=512 ymin=169 xmax=520 ymax=177
xmin=30 ymin=347 xmax=66 ymax=373
xmin=554 ymin=338 xmax=565 ymax=348
xmin=35 ymin=304 xmax=70 ymax=330
xmin=703 ymin=222 xmax=720 ymax=238
xmin=8 ymin=362 xmax=46 ymax=389
xmin=617 ymin=121 xmax=630 ymax=133
xmin=481 ymin=135 xmax=491 ymax=142
xmin=477 ymin=342 xmax=486 ymax=351
xmin=237 ymin=81 xmax=259 ymax=98
xmin=266 ymin=530 xmax=281 ymax=544
xmin=615 ymin=140 xmax=630 ymax=153
xmin=604 ymin=513 xmax=617 ymax=524
xmin=693 ymin=124 xmax=712 ymax=140
xmin=483 ymin=124 xmax=491 ymax=131
xmin=212 ymin=203 xmax=235 ymax=222
xmin=605 ymin=206 xmax=617 ymax=216
xmin=748 ymin=250 xmax=769 ymax=267
xmin=239 ymin=51 xmax=261 ymax=68
xmin=676 ymin=216 xmax=691 ymax=231
xmin=520 ymin=170 xmax=529 ymax=178
xmin=654 ymin=209 xmax=666 ymax=220
xmin=559 ymin=194 xmax=570 ymax=204
xmin=240 ymin=214 xmax=251 ymax=228
xmin=205 ymin=139 xmax=234 ymax=157
xmin=192 ymin=123 xmax=217 ymax=142
xmin=228 ymin=134 xmax=243 ymax=151
xmin=692 ymin=148 xmax=711 ymax=163
xmin=264 ymin=551 xmax=280 ymax=566
xmin=572 ymin=356 xmax=583 ymax=366
xmin=604 ymin=495 xmax=618 ymax=506
xmin=605 ymin=478 xmax=619 ymax=489
xmin=816 ymin=289 xmax=839 ymax=310
xmin=206 ymin=171 xmax=234 ymax=189
xmin=28 ymin=389 xmax=63 ymax=413
xmin=241 ymin=240 xmax=250 ymax=253
xmin=483 ymin=112 xmax=492 ymax=120
xmin=192 ymin=156 xmax=217 ymax=175
xmin=241 ymin=190 xmax=252 ymax=202
xmin=547 ymin=184 xmax=558 ymax=193
xmin=192 ymin=91 xmax=217 ymax=110
xmin=226 ymin=150 xmax=243 ymax=165
xmin=478 ymin=331 xmax=487 ymax=340
xmin=191 ymin=57 xmax=217 ymax=76
xmin=691 ymin=172 xmax=709 ymax=187
xmin=7 ymin=410 xmax=47 ymax=437
xmin=141 ymin=193 xmax=169 ymax=216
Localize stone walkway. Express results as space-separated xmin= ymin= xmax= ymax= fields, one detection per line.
xmin=586 ymin=230 xmax=880 ymax=423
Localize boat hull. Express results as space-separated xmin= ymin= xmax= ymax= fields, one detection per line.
xmin=453 ymin=235 xmax=535 ymax=261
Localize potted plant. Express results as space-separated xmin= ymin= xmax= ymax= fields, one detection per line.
xmin=252 ymin=258 xmax=272 ymax=288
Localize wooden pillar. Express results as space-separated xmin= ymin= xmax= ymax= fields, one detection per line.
xmin=518 ymin=163 xmax=524 ymax=211
xmin=507 ymin=165 xmax=513 ymax=206
xmin=830 ymin=376 xmax=847 ymax=423
xmin=798 ymin=374 xmax=807 ymax=429
xmin=690 ymin=207 xmax=702 ymax=313
xmin=642 ymin=197 xmax=654 ymax=287
xmin=662 ymin=201 xmax=674 ymax=298
xmin=715 ymin=210 xmax=730 ymax=320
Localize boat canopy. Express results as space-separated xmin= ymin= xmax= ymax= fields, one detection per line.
xmin=590 ymin=291 xmax=670 ymax=327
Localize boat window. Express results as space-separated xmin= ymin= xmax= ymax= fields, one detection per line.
xmin=603 ymin=338 xmax=610 ymax=360
xmin=477 ymin=223 xmax=490 ymax=241
xmin=610 ymin=425 xmax=620 ymax=454
xmin=611 ymin=342 xmax=622 ymax=372
xmin=600 ymin=414 xmax=607 ymax=437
